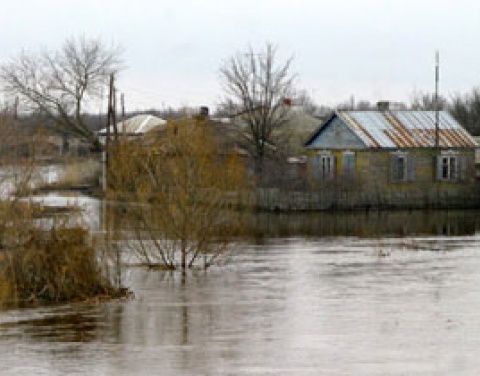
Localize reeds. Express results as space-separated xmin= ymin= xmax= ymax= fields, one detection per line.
xmin=0 ymin=225 xmax=123 ymax=304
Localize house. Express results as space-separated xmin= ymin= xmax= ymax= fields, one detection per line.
xmin=473 ymin=136 xmax=480 ymax=167
xmin=304 ymin=109 xmax=478 ymax=208
xmin=98 ymin=114 xmax=166 ymax=143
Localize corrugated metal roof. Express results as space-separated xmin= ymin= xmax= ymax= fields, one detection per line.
xmin=337 ymin=110 xmax=477 ymax=148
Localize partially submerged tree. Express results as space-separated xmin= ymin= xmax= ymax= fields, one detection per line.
xmin=0 ymin=36 xmax=122 ymax=152
xmin=107 ymin=117 xmax=251 ymax=271
xmin=219 ymin=43 xmax=296 ymax=172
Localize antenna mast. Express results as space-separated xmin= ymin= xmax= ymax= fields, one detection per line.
xmin=434 ymin=51 xmax=440 ymax=148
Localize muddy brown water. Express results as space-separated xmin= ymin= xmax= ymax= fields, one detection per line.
xmin=2 ymin=206 xmax=480 ymax=375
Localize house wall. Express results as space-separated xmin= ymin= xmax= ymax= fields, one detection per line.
xmin=303 ymin=147 xmax=477 ymax=209
xmin=358 ymin=148 xmax=475 ymax=201
xmin=306 ymin=117 xmax=365 ymax=150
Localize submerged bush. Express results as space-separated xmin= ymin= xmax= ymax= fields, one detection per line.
xmin=0 ymin=226 xmax=123 ymax=304
xmin=107 ymin=118 xmax=252 ymax=271
xmin=0 ymin=115 xmax=122 ymax=305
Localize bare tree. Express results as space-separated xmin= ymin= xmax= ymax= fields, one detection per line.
xmin=409 ymin=90 xmax=448 ymax=111
xmin=107 ymin=117 xmax=251 ymax=272
xmin=219 ymin=43 xmax=295 ymax=173
xmin=295 ymin=89 xmax=330 ymax=116
xmin=0 ymin=36 xmax=122 ymax=152
xmin=449 ymin=88 xmax=480 ymax=136
xmin=408 ymin=89 xmax=480 ymax=134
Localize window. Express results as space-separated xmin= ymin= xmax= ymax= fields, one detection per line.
xmin=441 ymin=156 xmax=456 ymax=180
xmin=436 ymin=154 xmax=465 ymax=181
xmin=320 ymin=155 xmax=335 ymax=179
xmin=390 ymin=152 xmax=414 ymax=182
xmin=342 ymin=152 xmax=355 ymax=177
xmin=392 ymin=155 xmax=406 ymax=181
xmin=313 ymin=153 xmax=335 ymax=180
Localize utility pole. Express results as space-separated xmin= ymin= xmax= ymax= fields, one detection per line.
xmin=13 ymin=97 xmax=19 ymax=185
xmin=104 ymin=74 xmax=122 ymax=287
xmin=14 ymin=97 xmax=19 ymax=160
xmin=13 ymin=97 xmax=18 ymax=120
xmin=434 ymin=51 xmax=440 ymax=148
xmin=104 ymin=73 xmax=117 ymax=192
xmin=120 ymin=93 xmax=126 ymax=136
xmin=121 ymin=93 xmax=125 ymax=119
xmin=107 ymin=73 xmax=118 ymax=142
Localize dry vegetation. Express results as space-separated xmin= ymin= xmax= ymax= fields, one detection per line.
xmin=0 ymin=114 xmax=123 ymax=305
xmin=106 ymin=117 xmax=252 ymax=270
xmin=0 ymin=185 xmax=123 ymax=305
xmin=34 ymin=157 xmax=102 ymax=193
xmin=0 ymin=226 xmax=122 ymax=304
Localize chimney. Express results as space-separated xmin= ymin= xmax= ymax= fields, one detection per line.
xmin=376 ymin=101 xmax=390 ymax=111
xmin=199 ymin=106 xmax=209 ymax=117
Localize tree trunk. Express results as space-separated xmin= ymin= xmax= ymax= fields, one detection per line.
xmin=255 ymin=154 xmax=265 ymax=186
xmin=181 ymin=237 xmax=187 ymax=272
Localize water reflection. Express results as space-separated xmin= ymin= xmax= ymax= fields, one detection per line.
xmin=27 ymin=188 xmax=480 ymax=239
xmin=2 ymin=206 xmax=480 ymax=374
xmin=251 ymin=209 xmax=478 ymax=238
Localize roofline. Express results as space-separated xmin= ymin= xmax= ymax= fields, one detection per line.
xmin=303 ymin=111 xmax=337 ymax=147
xmin=305 ymin=110 xmax=477 ymax=149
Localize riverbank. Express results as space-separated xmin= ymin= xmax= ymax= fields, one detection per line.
xmin=27 ymin=158 xmax=480 ymax=212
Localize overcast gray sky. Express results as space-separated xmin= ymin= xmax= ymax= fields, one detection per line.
xmin=1 ymin=0 xmax=479 ymax=112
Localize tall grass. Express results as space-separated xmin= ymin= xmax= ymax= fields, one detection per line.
xmin=0 ymin=161 xmax=122 ymax=304
xmin=0 ymin=223 xmax=124 ymax=304
xmin=33 ymin=158 xmax=102 ymax=193
xmin=56 ymin=158 xmax=102 ymax=187
xmin=0 ymin=117 xmax=124 ymax=304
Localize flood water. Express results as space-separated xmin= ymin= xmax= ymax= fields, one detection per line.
xmin=2 ymin=205 xmax=480 ymax=375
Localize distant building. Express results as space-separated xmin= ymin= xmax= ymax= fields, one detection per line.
xmin=98 ymin=114 xmax=166 ymax=143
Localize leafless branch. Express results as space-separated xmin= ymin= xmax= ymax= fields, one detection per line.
xmin=0 ymin=36 xmax=123 ymax=151
xmin=219 ymin=43 xmax=296 ymax=167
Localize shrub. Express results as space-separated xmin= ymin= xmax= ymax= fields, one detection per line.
xmin=106 ymin=118 xmax=252 ymax=271
xmin=0 ymin=225 xmax=122 ymax=304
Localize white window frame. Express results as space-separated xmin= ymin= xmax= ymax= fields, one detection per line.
xmin=437 ymin=154 xmax=458 ymax=181
xmin=313 ymin=152 xmax=335 ymax=180
xmin=390 ymin=151 xmax=414 ymax=183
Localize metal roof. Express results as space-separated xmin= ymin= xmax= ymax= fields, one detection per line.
xmin=99 ymin=115 xmax=166 ymax=136
xmin=337 ymin=110 xmax=477 ymax=148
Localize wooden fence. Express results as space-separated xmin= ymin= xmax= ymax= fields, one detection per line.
xmin=253 ymin=187 xmax=480 ymax=212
